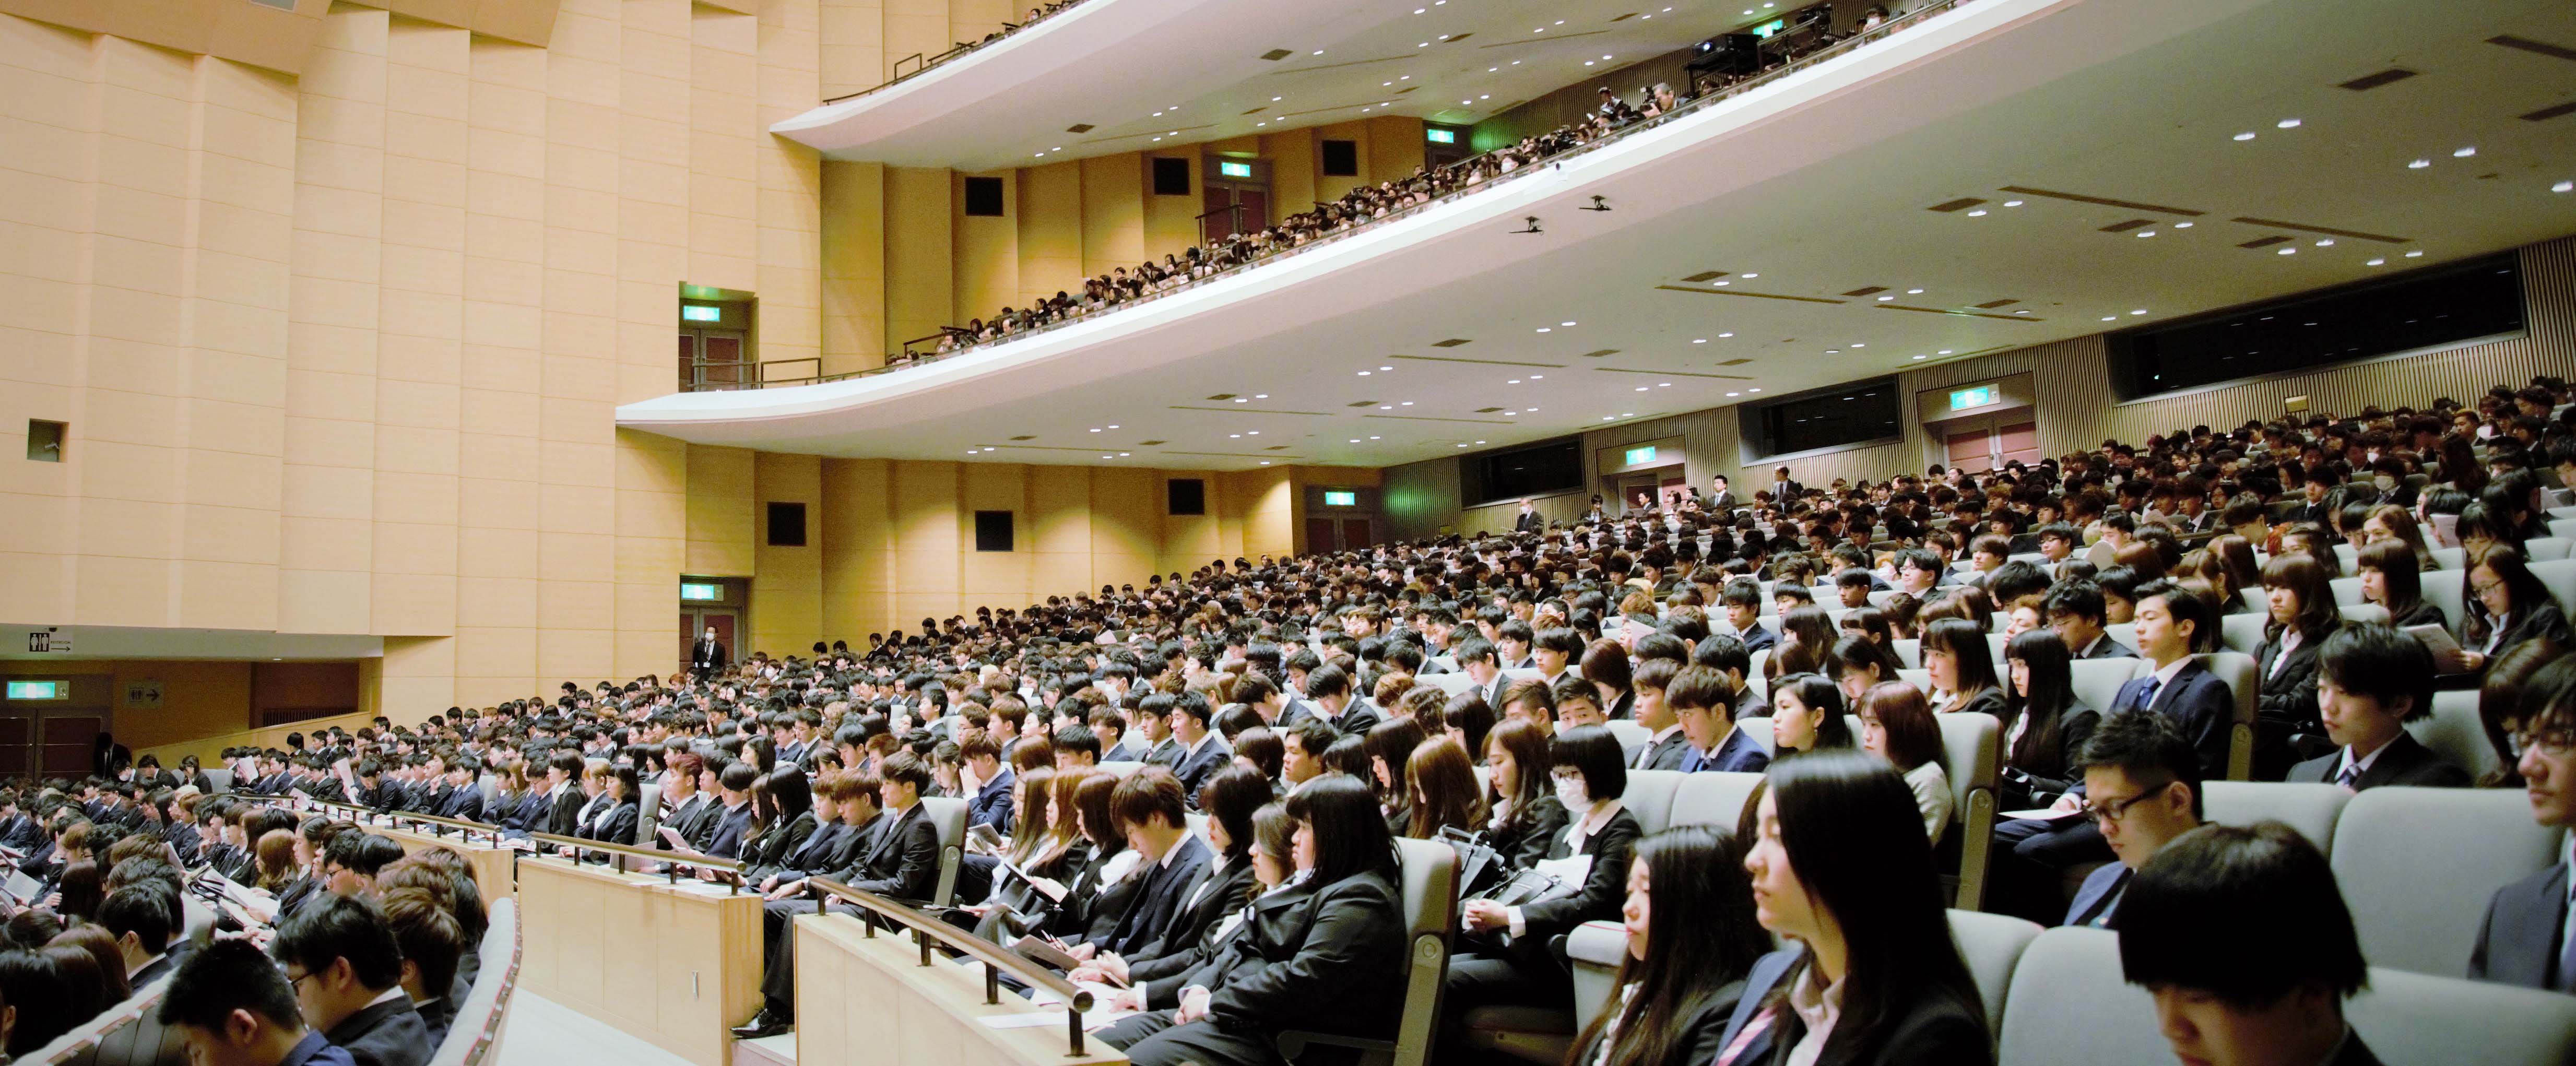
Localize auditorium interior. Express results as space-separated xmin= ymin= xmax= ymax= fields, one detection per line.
xmin=8 ymin=0 xmax=2576 ymax=1063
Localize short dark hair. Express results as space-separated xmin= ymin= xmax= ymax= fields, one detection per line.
xmin=2042 ymin=581 xmax=2107 ymax=625
xmin=324 ymin=832 xmax=406 ymax=879
xmin=1304 ymin=663 xmax=1352 ymax=700
xmin=95 ymin=883 xmax=176 ymax=953
xmin=2133 ymin=577 xmax=2217 ymax=653
xmin=2317 ymin=622 xmax=2436 ymax=721
xmin=2119 ymin=822 xmax=2366 ymax=1009
xmin=378 ymin=887 xmax=464 ymax=1003
xmin=1050 ymin=722 xmax=1101 ymax=761
xmin=1108 ymin=765 xmax=1187 ymax=831
xmin=1549 ymin=726 xmax=1628 ymax=802
xmin=159 ymin=938 xmax=304 ymax=1033
xmin=2076 ymin=711 xmax=2204 ymax=819
xmin=271 ymin=894 xmax=405 ymax=992
xmin=1663 ymin=665 xmax=1732 ymax=713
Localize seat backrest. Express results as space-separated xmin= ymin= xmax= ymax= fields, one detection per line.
xmin=1984 ymin=632 xmax=2008 ymax=664
xmin=2105 ymin=622 xmax=2137 ymax=649
xmin=1097 ymin=760 xmax=1144 ymax=778
xmin=2423 ymin=567 xmax=2467 ymax=638
xmin=1734 ymin=715 xmax=1775 ymax=754
xmin=2430 ymin=545 xmax=2464 ymax=571
xmin=2533 ymin=558 xmax=2576 ymax=617
xmin=1601 ymin=719 xmax=1650 ymax=752
xmin=1997 ymin=928 xmax=2164 ymax=1066
xmin=1500 ymin=666 xmax=1542 ymax=685
xmin=1564 ymin=920 xmax=1627 ymax=1036
xmin=1892 ymin=638 xmax=1921 ymax=668
xmin=2553 ymin=517 xmax=2576 ymax=542
xmin=1419 ymin=671 xmax=1476 ymax=696
xmin=1620 ymin=769 xmax=1684 ymax=836
xmin=2330 ymin=786 xmax=2566 ymax=975
xmin=2349 ymin=964 xmax=2576 ymax=1066
xmin=2526 ymin=537 xmax=2572 ymax=562
xmin=2195 ymin=652 xmax=2259 ymax=780
xmin=917 ymin=796 xmax=969 ymax=907
xmin=2199 ymin=781 xmax=2350 ymax=855
xmin=2219 ymin=612 xmax=2265 ymax=655
xmin=1949 ymin=909 xmax=2043 ymax=1037
xmin=1390 ymin=838 xmax=1460 ymax=1066
xmin=1897 ymin=667 xmax=1932 ymax=692
xmin=1936 ymin=713 xmax=2002 ymax=910
xmin=1668 ymin=771 xmax=1764 ymax=832
xmin=634 ymin=781 xmax=661 ymax=846
xmin=204 ymin=767 xmax=232 ymax=793
xmin=478 ymin=773 xmax=500 ymax=809
xmin=2329 ymin=575 xmax=2365 ymax=607
xmin=2337 ymin=602 xmax=2390 ymax=626
xmin=2412 ymin=692 xmax=2502 ymax=783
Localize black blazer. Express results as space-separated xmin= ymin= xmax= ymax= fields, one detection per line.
xmin=1519 ymin=807 xmax=1643 ymax=940
xmin=834 ymin=803 xmax=941 ymax=903
xmin=326 ymin=994 xmax=434 ymax=1066
xmin=705 ymin=802 xmax=757 ymax=859
xmin=442 ymin=787 xmax=486 ymax=824
xmin=1945 ymin=687 xmax=2006 ymax=720
xmin=581 ymin=800 xmax=640 ymax=847
xmin=1060 ymin=842 xmax=1143 ymax=940
xmin=2475 ymin=603 xmax=2576 ymax=662
xmin=1491 ymin=793 xmax=1571 ymax=872
xmin=741 ymin=810 xmax=819 ymax=870
xmin=1169 ymin=736 xmax=1236 ymax=805
xmin=1101 ymin=834 xmax=1213 ymax=956
xmin=2468 ymin=860 xmax=2570 ymax=990
xmin=1569 ymin=979 xmax=1745 ymax=1066
xmin=2254 ymin=627 xmax=2329 ymax=729
xmin=1203 ymin=868 xmax=1409 ymax=1042
xmin=545 ymin=787 xmax=587 ymax=838
xmin=2388 ymin=601 xmax=2448 ymax=632
xmin=2113 ymin=661 xmax=2235 ymax=780
xmin=1713 ymin=948 xmax=1990 ymax=1066
xmin=2287 ymin=732 xmax=2470 ymax=790
xmin=1135 ymin=856 xmax=1257 ymax=966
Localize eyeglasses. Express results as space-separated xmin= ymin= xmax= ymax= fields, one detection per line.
xmin=2508 ymin=725 xmax=2576 ymax=759
xmin=2083 ymin=788 xmax=2163 ymax=825
xmin=2472 ymin=579 xmax=2508 ymax=598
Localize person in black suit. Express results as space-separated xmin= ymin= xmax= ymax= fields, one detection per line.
xmin=2287 ymin=624 xmax=2470 ymax=790
xmin=1070 ymin=767 xmax=1270 ymax=993
xmin=159 ymin=939 xmax=364 ymax=1066
xmin=2454 ymin=545 xmax=2575 ymax=676
xmin=690 ymin=626 xmax=728 ymax=681
xmin=2469 ymin=658 xmax=2575 ymax=990
xmin=1706 ymin=473 xmax=1738 ymax=516
xmin=437 ymin=756 xmax=486 ymax=823
xmin=656 ymin=752 xmax=715 ymax=847
xmin=539 ymin=751 xmax=588 ymax=839
xmin=1098 ymin=775 xmax=1409 ymax=1066
xmin=1298 ymin=663 xmax=1382 ymax=739
xmin=1082 ymin=767 xmax=1212 ymax=962
xmin=1566 ymin=823 xmax=1769 ymax=1066
xmin=100 ymin=882 xmax=183 ymax=988
xmin=1711 ymin=752 xmax=1990 ymax=1066
xmin=574 ymin=764 xmax=645 ymax=851
xmin=732 ymin=768 xmax=819 ymax=877
xmin=2045 ymin=581 xmax=2137 ymax=659
xmin=1718 ymin=581 xmax=1777 ymax=653
xmin=960 ymin=736 xmax=1014 ymax=832
xmin=274 ymin=894 xmax=433 ymax=1066
xmin=1163 ymin=691 xmax=1235 ymax=803
xmin=738 ymin=755 xmax=943 ymax=1038
xmin=1444 ymin=728 xmax=1643 ymax=1050
xmin=1769 ymin=466 xmax=1803 ymax=505
xmin=1512 ymin=498 xmax=1543 ymax=534
xmin=2254 ymin=554 xmax=2341 ymax=775
xmin=2118 ymin=822 xmax=2382 ymax=1066
xmin=702 ymin=762 xmax=762 ymax=859
xmin=1624 ymin=660 xmax=1694 ymax=770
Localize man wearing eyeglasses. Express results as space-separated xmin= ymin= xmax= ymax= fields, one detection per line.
xmin=2468 ymin=658 xmax=2576 ymax=991
xmin=273 ymin=895 xmax=432 ymax=1066
xmin=2063 ymin=710 xmax=2204 ymax=929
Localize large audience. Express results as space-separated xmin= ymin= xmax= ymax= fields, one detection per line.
xmin=892 ymin=3 xmax=1918 ymax=369
xmin=9 ymin=376 xmax=2576 ymax=1065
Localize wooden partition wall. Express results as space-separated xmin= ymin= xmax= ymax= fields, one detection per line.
xmin=514 ymin=858 xmax=764 ymax=1066
xmin=794 ymin=914 xmax=1127 ymax=1066
xmin=375 ymin=825 xmax=518 ymax=902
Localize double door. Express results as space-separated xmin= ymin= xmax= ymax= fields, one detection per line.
xmin=679 ymin=329 xmax=749 ymax=390
xmin=1942 ymin=416 xmax=2040 ymax=475
xmin=1305 ymin=517 xmax=1374 ymax=552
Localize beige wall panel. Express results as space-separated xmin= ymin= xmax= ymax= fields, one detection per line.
xmin=1139 ymin=150 xmax=1197 ymax=263
xmin=752 ymin=451 xmax=824 ymax=655
xmin=1366 ymin=115 xmax=1424 ymax=185
xmin=951 ymin=169 xmax=1017 ymax=325
xmin=948 ymin=0 xmax=1006 ymax=51
xmin=816 ymin=0 xmax=882 ymax=98
xmin=1014 ymin=160 xmax=1082 ymax=307
xmin=685 ymin=444 xmax=758 ymax=576
xmin=1313 ymin=121 xmax=1371 ymax=205
xmin=882 ymin=165 xmax=953 ymax=350
xmin=818 ymin=456 xmax=891 ymax=640
xmin=1076 ymin=152 xmax=1142 ymax=278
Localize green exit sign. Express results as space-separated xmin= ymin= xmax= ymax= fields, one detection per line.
xmin=1751 ymin=17 xmax=1786 ymax=37
xmin=680 ymin=582 xmax=722 ymax=601
xmin=1218 ymin=160 xmax=1254 ymax=179
xmin=1624 ymin=446 xmax=1658 ymax=466
xmin=683 ymin=305 xmax=723 ymax=322
xmin=1324 ymin=491 xmax=1357 ymax=507
xmin=6 ymin=681 xmax=62 ymax=700
xmin=1426 ymin=128 xmax=1457 ymax=144
xmin=1951 ymin=385 xmax=1998 ymax=411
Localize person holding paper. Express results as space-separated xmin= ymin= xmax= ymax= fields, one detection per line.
xmin=2453 ymin=546 xmax=2573 ymax=675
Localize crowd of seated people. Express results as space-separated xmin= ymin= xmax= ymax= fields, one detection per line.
xmin=892 ymin=3 xmax=1938 ymax=368
xmin=847 ymin=2 xmax=1090 ymax=94
xmin=9 ymin=373 xmax=2574 ymax=1064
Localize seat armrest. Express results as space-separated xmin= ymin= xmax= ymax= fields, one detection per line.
xmin=1565 ymin=920 xmax=1626 ymax=967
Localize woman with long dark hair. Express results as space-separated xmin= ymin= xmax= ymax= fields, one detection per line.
xmin=1404 ymin=735 xmax=1486 ymax=839
xmin=1086 ymin=799 xmax=1295 ymax=1016
xmin=1364 ymin=717 xmax=1432 ymax=834
xmin=2255 ymin=553 xmax=2342 ymax=773
xmin=1919 ymin=617 xmax=2004 ymax=718
xmin=1767 ymin=673 xmax=1854 ymax=758
xmin=1711 ymin=752 xmax=1988 ymax=1066
xmin=737 ymin=767 xmax=816 ymax=870
xmin=2356 ymin=537 xmax=2445 ymax=630
xmin=1101 ymin=775 xmax=1407 ymax=1066
xmin=2000 ymin=629 xmax=2096 ymax=810
xmin=2457 ymin=545 xmax=2573 ymax=674
xmin=1859 ymin=683 xmax=1951 ymax=846
xmin=1483 ymin=717 xmax=1567 ymax=869
xmin=1077 ymin=767 xmax=1269 ymax=991
xmin=1568 ymin=825 xmax=1771 ymax=1066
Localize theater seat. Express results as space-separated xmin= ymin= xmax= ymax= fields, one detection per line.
xmin=2330 ymin=576 xmax=2366 ymax=607
xmin=1998 ymin=926 xmax=2576 ymax=1066
xmin=2338 ymin=602 xmax=2391 ymax=626
xmin=2431 ymin=546 xmax=2465 ymax=571
xmin=634 ymin=781 xmax=661 ymax=846
xmin=1734 ymin=715 xmax=1775 ymax=754
xmin=2199 ymin=781 xmax=2350 ymax=855
xmin=1949 ymin=909 xmax=2043 ymax=1037
xmin=2413 ymin=692 xmax=2503 ymax=782
xmin=2532 ymin=559 xmax=2576 ymax=617
xmin=1419 ymin=672 xmax=1477 ymax=696
xmin=1621 ymin=769 xmax=1684 ymax=836
xmin=431 ymin=897 xmax=521 ymax=1066
xmin=2068 ymin=659 xmax=2142 ymax=720
xmin=2526 ymin=537 xmax=2572 ymax=562
xmin=1935 ymin=714 xmax=2001 ymax=911
xmin=2194 ymin=651 xmax=2259 ymax=780
xmin=2424 ymin=568 xmax=2468 ymax=638
xmin=1600 ymin=719 xmax=1650 ymax=753
xmin=1893 ymin=638 xmax=1922 ymax=668
xmin=1668 ymin=771 xmax=1764 ymax=833
xmin=917 ymin=797 xmax=968 ymax=907
xmin=1281 ymin=837 xmax=1458 ymax=1066
xmin=1564 ymin=920 xmax=1628 ymax=1034
xmin=2220 ymin=613 xmax=2265 ymax=655
xmin=1097 ymin=760 xmax=1144 ymax=778
xmin=204 ymin=767 xmax=232 ymax=793
xmin=2329 ymin=787 xmax=2564 ymax=976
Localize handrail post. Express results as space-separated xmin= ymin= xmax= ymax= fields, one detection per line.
xmin=916 ymin=927 xmax=932 ymax=968
xmin=983 ymin=961 xmax=999 ymax=1005
xmin=1067 ymin=1005 xmax=1086 ymax=1057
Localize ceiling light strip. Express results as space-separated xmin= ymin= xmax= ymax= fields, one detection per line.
xmin=1995 ymin=185 xmax=2205 ymax=216
xmin=1165 ymin=405 xmax=1332 ymax=416
xmin=1390 ymin=354 xmax=1568 ymax=368
xmin=1476 ymin=29 xmax=1612 ymax=48
xmin=1591 ymin=367 xmax=1753 ymax=379
xmin=1654 ymin=285 xmax=1847 ymax=304
xmin=1359 ymin=413 xmax=1518 ymax=423
xmin=2225 ymin=216 xmax=2409 ymax=243
xmin=1874 ymin=304 xmax=2045 ymax=322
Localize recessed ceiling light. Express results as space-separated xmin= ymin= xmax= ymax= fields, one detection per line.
xmin=1230 ymin=433 xmax=1241 ymax=438
xmin=2174 ymin=222 xmax=2193 ymax=228
xmin=1233 ymin=397 xmax=1249 ymax=402
xmin=1272 ymin=96 xmax=1283 ymax=101
xmin=2136 ymin=230 xmax=2156 ymax=238
xmin=1937 ymin=350 xmax=1952 ymax=355
xmin=1877 ymin=295 xmax=1895 ymax=301
xmin=1742 ymin=273 xmax=1758 ymax=278
xmin=1457 ymin=442 xmax=1469 ymax=447
xmin=1747 ymin=388 xmax=1759 ymax=393
xmin=1259 ymin=460 xmax=1271 ymax=465
xmin=1505 ymin=410 xmax=1518 ymax=416
xmin=1561 ymin=321 xmax=1576 ymax=326
xmin=1967 ymin=209 xmax=1987 ymax=217
xmin=1693 ymin=338 xmax=1707 ymax=344
xmin=2000 ymin=202 xmax=2021 ymax=208
xmin=1852 ymin=343 xmax=1864 ymax=348
xmin=2131 ymin=309 xmax=2147 ymax=315
xmin=2405 ymin=250 xmax=2423 ymax=257
xmin=2102 ymin=316 xmax=2117 ymax=321
xmin=2276 ymin=118 xmax=2301 ymax=128
xmin=1658 ymin=382 xmax=1673 ymax=387
xmin=2278 ymin=247 xmax=2297 ymax=255
xmin=1535 ymin=327 xmax=1551 ymax=333
xmin=1635 ymin=386 xmax=1648 ymax=392
xmin=1108 ymin=424 xmax=1119 ymax=429
xmin=2315 ymin=239 xmax=2335 ymax=247
xmin=1726 ymin=391 xmax=1740 ymax=396
xmin=1622 ymin=412 xmax=1633 ymax=417
xmin=1528 ymin=374 xmax=1542 ymax=379
xmin=1247 ymin=430 xmax=1259 ymax=435
xmin=2555 ymin=181 xmax=2574 ymax=193
xmin=2234 ymin=132 xmax=2256 ymax=141
xmin=985 ymin=447 xmax=997 ymax=452
xmin=1350 ymin=439 xmax=1362 ymax=443
xmin=1911 ymin=354 xmax=1928 ymax=360
xmin=1718 ymin=333 xmax=1733 ymax=338
xmin=1906 ymin=288 xmax=1923 ymax=294
xmin=1091 ymin=427 xmax=1103 ymax=431
xmin=2453 ymin=146 xmax=2476 ymax=158
xmin=1507 ymin=378 xmax=1521 ymax=384
xmin=1380 ymin=405 xmax=1393 ymax=409
xmin=1401 ymin=401 xmax=1414 ymax=406
xmin=1369 ymin=436 xmax=1380 ymax=440
xmin=1602 ymin=416 xmax=1614 ymax=421
xmin=1357 ymin=370 xmax=1372 ymax=375
xmin=1380 ymin=365 xmax=1392 ymax=371
xmin=2407 ymin=159 xmax=2430 ymax=169
xmin=1713 ymin=280 xmax=1731 ymax=287
xmin=1119 ymin=452 xmax=1130 ymax=457
xmin=2367 ymin=258 xmax=2386 ymax=266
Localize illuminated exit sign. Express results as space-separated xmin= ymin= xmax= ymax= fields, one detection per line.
xmin=683 ymin=305 xmax=723 ymax=322
xmin=1324 ymin=491 xmax=1356 ymax=506
xmin=1624 ymin=446 xmax=1658 ymax=466
xmin=1426 ymin=128 xmax=1457 ymax=144
xmin=1951 ymin=385 xmax=1998 ymax=411
xmin=1218 ymin=160 xmax=1254 ymax=179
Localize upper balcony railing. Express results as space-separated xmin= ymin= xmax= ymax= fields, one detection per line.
xmin=686 ymin=0 xmax=1978 ymax=394
xmin=825 ymin=0 xmax=1095 ymax=106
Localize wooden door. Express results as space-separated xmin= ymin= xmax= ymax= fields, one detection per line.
xmin=40 ymin=714 xmax=102 ymax=776
xmin=0 ymin=714 xmax=29 ymax=779
xmin=1340 ymin=518 xmax=1372 ymax=549
xmin=1999 ymin=421 xmax=2040 ymax=468
xmin=1306 ymin=517 xmax=1338 ymax=553
xmin=1946 ymin=427 xmax=1995 ymax=473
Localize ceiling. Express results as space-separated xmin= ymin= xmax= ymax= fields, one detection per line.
xmin=772 ymin=0 xmax=1781 ymax=170
xmin=633 ymin=0 xmax=2576 ymax=471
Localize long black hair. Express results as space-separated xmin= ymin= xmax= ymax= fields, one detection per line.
xmin=1574 ymin=825 xmax=1769 ymax=1066
xmin=1763 ymin=751 xmax=1984 ymax=1064
xmin=1283 ymin=774 xmax=1397 ymax=886
xmin=2002 ymin=630 xmax=2076 ymax=777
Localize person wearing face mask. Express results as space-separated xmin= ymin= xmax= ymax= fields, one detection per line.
xmin=1442 ymin=727 xmax=1640 ymax=1064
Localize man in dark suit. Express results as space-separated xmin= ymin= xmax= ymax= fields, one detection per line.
xmin=2469 ymin=687 xmax=2573 ymax=990
xmin=702 ymin=763 xmax=761 ymax=859
xmin=1624 ymin=661 xmax=1693 ymax=771
xmin=2060 ymin=711 xmax=2203 ymax=928
xmin=738 ymin=756 xmax=942 ymax=1038
xmin=1511 ymin=498 xmax=1543 ymax=534
xmin=1769 ymin=466 xmax=1803 ymax=504
xmin=159 ymin=939 xmax=364 ymax=1066
xmin=2285 ymin=624 xmax=2470 ymax=790
xmin=1163 ymin=692 xmax=1234 ymax=803
xmin=1453 ymin=637 xmax=1510 ymax=712
xmin=1670 ymin=667 xmax=1770 ymax=774
xmin=1717 ymin=582 xmax=1777 ymax=653
xmin=2046 ymin=582 xmax=2138 ymax=659
xmin=961 ymin=736 xmax=1014 ymax=833
xmin=1706 ymin=474 xmax=1738 ymax=516
xmin=1299 ymin=663 xmax=1381 ymax=739
xmin=274 ymin=895 xmax=433 ymax=1066
xmin=1092 ymin=768 xmax=1211 ymax=960
xmin=2113 ymin=581 xmax=2235 ymax=780
xmin=437 ymin=758 xmax=485 ymax=823
xmin=658 ymin=754 xmax=718 ymax=849
xmin=2116 ymin=823 xmax=2383 ymax=1066
xmin=101 ymin=883 xmax=184 ymax=988
xmin=690 ymin=626 xmax=728 ymax=681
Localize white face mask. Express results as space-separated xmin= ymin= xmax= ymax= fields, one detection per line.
xmin=2374 ymin=475 xmax=2397 ymax=491
xmin=1553 ymin=775 xmax=1592 ymax=813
